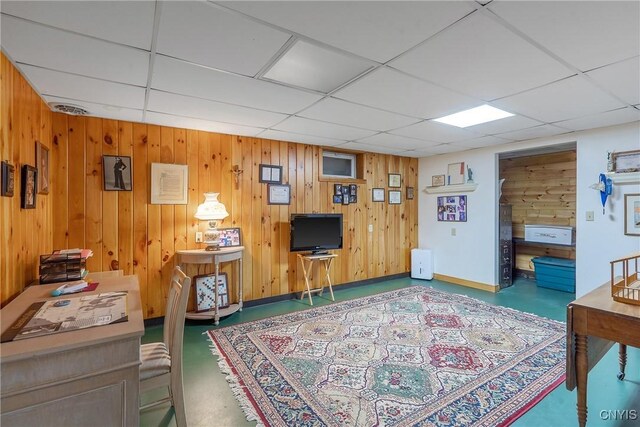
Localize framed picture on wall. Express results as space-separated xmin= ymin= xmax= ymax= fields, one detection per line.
xmin=1 ymin=161 xmax=15 ymax=197
xmin=432 ymin=175 xmax=445 ymax=187
xmin=447 ymin=162 xmax=465 ymax=185
xmin=151 ymin=163 xmax=188 ymax=204
xmin=406 ymin=187 xmax=415 ymax=200
xmin=388 ymin=173 xmax=401 ymax=188
xmin=389 ymin=190 xmax=401 ymax=204
xmin=268 ymin=184 xmax=291 ymax=205
xmin=624 ymin=193 xmax=640 ymax=236
xmin=613 ymin=150 xmax=640 ymax=173
xmin=372 ymin=188 xmax=385 ymax=202
xmin=36 ymin=141 xmax=49 ymax=194
xmin=437 ymin=195 xmax=467 ymax=222
xmin=103 ymin=155 xmax=133 ymax=191
xmin=259 ymin=164 xmax=283 ymax=184
xmin=21 ymin=165 xmax=37 ymax=209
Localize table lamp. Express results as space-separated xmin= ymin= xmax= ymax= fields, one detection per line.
xmin=194 ymin=192 xmax=229 ymax=251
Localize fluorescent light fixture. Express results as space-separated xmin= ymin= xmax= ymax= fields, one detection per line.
xmin=434 ymin=104 xmax=514 ymax=128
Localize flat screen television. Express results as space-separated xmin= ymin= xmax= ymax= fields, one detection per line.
xmin=290 ymin=214 xmax=343 ymax=254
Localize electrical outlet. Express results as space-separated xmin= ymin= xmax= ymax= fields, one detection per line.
xmin=586 ymin=211 xmax=594 ymax=221
xmin=451 ymin=228 xmax=456 ymax=236
xmin=368 ymin=224 xmax=373 ymax=233
xmin=195 ymin=231 xmax=203 ymax=243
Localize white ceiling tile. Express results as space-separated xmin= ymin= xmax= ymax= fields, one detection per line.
xmin=587 ymin=56 xmax=640 ymax=106
xmin=355 ymin=133 xmax=440 ymax=151
xmin=156 ymin=1 xmax=290 ymax=76
xmin=450 ymin=135 xmax=513 ymax=149
xmin=489 ymin=1 xmax=640 ymax=72
xmin=1 ymin=15 xmax=149 ymax=85
xmin=220 ymin=1 xmax=475 ymax=63
xmin=1 ymin=1 xmax=155 ymax=49
xmin=410 ymin=144 xmax=470 ymax=157
xmin=335 ymin=67 xmax=481 ymax=118
xmin=392 ymin=12 xmax=573 ymax=100
xmin=147 ymin=90 xmax=288 ymax=128
xmin=492 ymin=76 xmax=624 ymax=123
xmin=496 ymin=124 xmax=571 ymax=142
xmin=151 ymin=55 xmax=322 ymax=114
xmin=262 ymin=40 xmax=373 ymax=93
xmin=298 ymin=98 xmax=419 ymax=132
xmin=43 ymin=96 xmax=144 ymax=123
xmin=339 ymin=142 xmax=410 ymax=156
xmin=553 ymin=107 xmax=640 ymax=132
xmin=145 ymin=111 xmax=265 ymax=136
xmin=258 ymin=130 xmax=346 ymax=147
xmin=21 ymin=65 xmax=145 ymax=109
xmin=273 ymin=117 xmax=376 ymax=141
xmin=390 ymin=120 xmax=481 ymax=143
xmin=464 ymin=114 xmax=543 ymax=135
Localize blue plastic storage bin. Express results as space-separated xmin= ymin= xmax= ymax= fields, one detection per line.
xmin=531 ymin=256 xmax=576 ymax=293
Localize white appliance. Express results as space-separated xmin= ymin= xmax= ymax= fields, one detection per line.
xmin=411 ymin=249 xmax=433 ymax=280
xmin=524 ymin=225 xmax=575 ymax=246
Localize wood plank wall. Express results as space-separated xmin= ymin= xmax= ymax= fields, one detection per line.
xmin=50 ymin=116 xmax=418 ymax=318
xmin=0 ymin=53 xmax=53 ymax=305
xmin=499 ymin=151 xmax=576 ymax=271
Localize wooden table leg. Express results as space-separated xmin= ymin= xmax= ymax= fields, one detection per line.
xmin=575 ymin=333 xmax=588 ymax=427
xmin=618 ymin=344 xmax=627 ymax=380
xmin=214 ymin=262 xmax=220 ymax=326
xmin=299 ymin=257 xmax=313 ymax=306
xmin=325 ymin=258 xmax=335 ymax=301
xmin=238 ymin=258 xmax=243 ymax=312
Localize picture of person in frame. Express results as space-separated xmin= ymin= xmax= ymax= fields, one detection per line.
xmin=113 ymin=157 xmax=127 ymax=190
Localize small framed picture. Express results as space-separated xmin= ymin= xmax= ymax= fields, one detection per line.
xmin=218 ymin=227 xmax=241 ymax=247
xmin=342 ymin=195 xmax=350 ymax=205
xmin=432 ymin=175 xmax=445 ymax=187
xmin=333 ymin=194 xmax=343 ymax=204
xmin=194 ymin=273 xmax=230 ymax=312
xmin=372 ymin=188 xmax=385 ymax=202
xmin=388 ymin=173 xmax=401 ymax=188
xmin=259 ymin=164 xmax=283 ymax=184
xmin=341 ymin=185 xmax=350 ymax=196
xmin=35 ymin=141 xmax=49 ymax=194
xmin=151 ymin=163 xmax=188 ymax=204
xmin=406 ymin=187 xmax=415 ymax=200
xmin=103 ymin=155 xmax=133 ymax=191
xmin=334 ymin=184 xmax=342 ymax=195
xmin=349 ymin=194 xmax=357 ymax=203
xmin=624 ymin=193 xmax=640 ymax=236
xmin=349 ymin=184 xmax=357 ymax=196
xmin=21 ymin=165 xmax=37 ymax=209
xmin=613 ymin=150 xmax=640 ymax=173
xmin=389 ymin=190 xmax=401 ymax=205
xmin=1 ymin=161 xmax=15 ymax=197
xmin=268 ymin=183 xmax=291 ymax=205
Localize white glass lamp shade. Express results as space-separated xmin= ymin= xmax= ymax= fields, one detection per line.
xmin=194 ymin=193 xmax=228 ymax=251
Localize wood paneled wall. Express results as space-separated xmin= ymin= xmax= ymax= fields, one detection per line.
xmin=500 ymin=151 xmax=576 ymax=271
xmin=50 ymin=115 xmax=418 ymax=318
xmin=1 ymin=53 xmax=53 ymax=305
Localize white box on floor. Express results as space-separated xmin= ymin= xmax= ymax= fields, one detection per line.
xmin=411 ymin=249 xmax=433 ymax=280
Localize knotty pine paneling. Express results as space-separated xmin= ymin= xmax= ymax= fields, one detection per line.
xmin=1 ymin=53 xmax=53 ymax=306
xmin=50 ymin=122 xmax=418 ymax=319
xmin=500 ymin=151 xmax=576 ymax=271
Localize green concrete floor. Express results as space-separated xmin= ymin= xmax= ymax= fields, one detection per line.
xmin=140 ymin=277 xmax=640 ymax=427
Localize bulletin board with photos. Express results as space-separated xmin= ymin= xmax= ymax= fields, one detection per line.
xmin=194 ymin=273 xmax=230 ymax=312
xmin=437 ymin=195 xmax=467 ymax=222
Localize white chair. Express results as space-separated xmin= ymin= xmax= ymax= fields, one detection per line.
xmin=140 ymin=266 xmax=191 ymax=427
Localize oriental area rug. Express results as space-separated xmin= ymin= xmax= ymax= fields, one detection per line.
xmin=207 ymin=286 xmax=566 ymax=427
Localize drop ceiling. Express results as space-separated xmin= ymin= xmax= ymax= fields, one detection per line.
xmin=1 ymin=1 xmax=639 ymax=158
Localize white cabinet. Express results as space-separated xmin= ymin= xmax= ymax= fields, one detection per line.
xmin=411 ymin=249 xmax=433 ymax=280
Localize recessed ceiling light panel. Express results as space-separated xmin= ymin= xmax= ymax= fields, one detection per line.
xmin=434 ymin=104 xmax=514 ymax=128
xmin=262 ymin=40 xmax=373 ymax=93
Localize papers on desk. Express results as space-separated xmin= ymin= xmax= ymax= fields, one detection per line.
xmin=1 ymin=292 xmax=128 ymax=343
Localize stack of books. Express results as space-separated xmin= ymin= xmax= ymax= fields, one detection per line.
xmin=39 ymin=248 xmax=94 ymax=284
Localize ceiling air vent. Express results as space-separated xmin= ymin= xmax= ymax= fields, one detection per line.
xmin=49 ymin=103 xmax=90 ymax=116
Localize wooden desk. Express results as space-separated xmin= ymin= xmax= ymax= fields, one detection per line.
xmin=0 ymin=275 xmax=144 ymax=426
xmin=297 ymin=253 xmax=337 ymax=306
xmin=176 ymin=247 xmax=244 ymax=325
xmin=566 ymin=282 xmax=640 ymax=426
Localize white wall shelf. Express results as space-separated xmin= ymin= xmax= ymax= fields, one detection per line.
xmin=605 ymin=172 xmax=640 ymax=184
xmin=423 ymin=182 xmax=478 ymax=194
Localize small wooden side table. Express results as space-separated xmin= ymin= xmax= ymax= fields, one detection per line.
xmin=176 ymin=247 xmax=244 ymax=325
xmin=297 ymin=253 xmax=337 ymax=306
